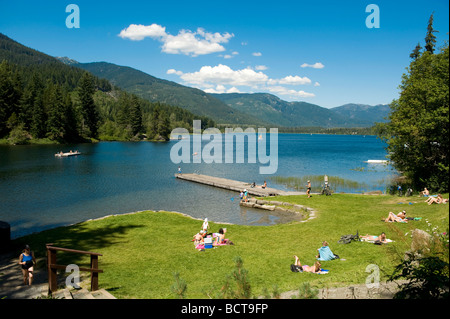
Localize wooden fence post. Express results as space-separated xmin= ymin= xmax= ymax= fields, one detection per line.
xmin=47 ymin=245 xmax=58 ymax=292
xmin=91 ymin=255 xmax=99 ymax=291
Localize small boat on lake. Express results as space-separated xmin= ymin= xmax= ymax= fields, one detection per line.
xmin=365 ymin=159 xmax=388 ymax=164
xmin=55 ymin=150 xmax=81 ymax=157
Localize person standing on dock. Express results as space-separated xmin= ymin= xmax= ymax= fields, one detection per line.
xmin=178 ymin=166 xmax=182 ymax=175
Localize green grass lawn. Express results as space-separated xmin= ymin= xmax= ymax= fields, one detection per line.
xmin=14 ymin=194 xmax=449 ymax=299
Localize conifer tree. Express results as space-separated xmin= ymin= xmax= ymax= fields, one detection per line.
xmin=78 ymin=72 xmax=99 ymax=138
xmin=130 ymin=95 xmax=142 ymax=136
xmin=425 ymin=13 xmax=438 ymax=54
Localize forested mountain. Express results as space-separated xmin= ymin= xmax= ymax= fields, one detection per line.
xmin=73 ymin=61 xmax=389 ymax=128
xmin=0 ymin=33 xmax=214 ymax=144
xmin=67 ymin=61 xmax=267 ymax=126
xmin=211 ymin=93 xmax=390 ymax=128
xmin=330 ymin=103 xmax=390 ymax=126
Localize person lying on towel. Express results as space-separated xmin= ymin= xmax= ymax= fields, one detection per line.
xmin=316 ymin=241 xmax=339 ymax=261
xmin=292 ymin=255 xmax=328 ymax=274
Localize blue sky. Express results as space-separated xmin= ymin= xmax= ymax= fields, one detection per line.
xmin=0 ymin=0 xmax=448 ymax=108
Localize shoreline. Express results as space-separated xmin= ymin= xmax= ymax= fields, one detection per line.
xmin=6 ymin=191 xmax=390 ymax=241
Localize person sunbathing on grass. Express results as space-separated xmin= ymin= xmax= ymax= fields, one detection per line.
xmin=361 ymin=232 xmax=388 ymax=244
xmin=426 ymin=194 xmax=448 ymax=205
xmin=293 ymin=255 xmax=323 ymax=273
xmin=213 ymin=228 xmax=227 ymax=245
xmin=193 ymin=232 xmax=204 ymax=245
xmin=385 ymin=211 xmax=407 ymax=223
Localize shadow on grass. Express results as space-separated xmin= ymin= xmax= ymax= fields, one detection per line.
xmin=4 ymin=221 xmax=144 ymax=289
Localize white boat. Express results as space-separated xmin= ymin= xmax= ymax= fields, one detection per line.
xmin=55 ymin=151 xmax=81 ymax=157
xmin=365 ymin=159 xmax=388 ymax=164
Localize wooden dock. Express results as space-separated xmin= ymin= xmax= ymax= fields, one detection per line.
xmin=175 ymin=173 xmax=302 ymax=197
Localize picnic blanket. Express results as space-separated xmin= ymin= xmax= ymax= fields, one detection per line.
xmin=317 ymin=246 xmax=337 ymax=261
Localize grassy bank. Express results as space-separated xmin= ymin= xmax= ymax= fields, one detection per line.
xmin=13 ymin=194 xmax=449 ymax=299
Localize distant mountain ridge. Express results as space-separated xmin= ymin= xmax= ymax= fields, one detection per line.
xmin=210 ymin=93 xmax=390 ymax=128
xmin=55 ymin=56 xmax=390 ymax=128
xmin=61 ymin=59 xmax=266 ymax=126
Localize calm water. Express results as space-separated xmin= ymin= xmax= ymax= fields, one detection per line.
xmin=0 ymin=134 xmax=394 ymax=239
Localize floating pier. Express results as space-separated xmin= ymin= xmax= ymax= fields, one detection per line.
xmin=175 ymin=173 xmax=302 ymax=197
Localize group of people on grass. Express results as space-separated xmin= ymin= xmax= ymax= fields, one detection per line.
xmin=419 ymin=188 xmax=448 ymax=204
xmin=192 ymin=218 xmax=233 ymax=250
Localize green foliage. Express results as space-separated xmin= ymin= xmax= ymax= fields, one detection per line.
xmin=78 ymin=72 xmax=99 ymax=138
xmin=219 ymin=256 xmax=252 ymax=299
xmin=171 ymin=272 xmax=188 ymax=299
xmin=390 ymin=253 xmax=449 ymax=299
xmin=291 ymin=282 xmax=319 ymax=299
xmin=376 ymin=17 xmax=449 ymax=193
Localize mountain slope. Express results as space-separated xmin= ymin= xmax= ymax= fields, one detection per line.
xmin=67 ymin=60 xmax=267 ymax=126
xmin=210 ymin=93 xmax=384 ymax=128
xmin=330 ymin=103 xmax=390 ymax=125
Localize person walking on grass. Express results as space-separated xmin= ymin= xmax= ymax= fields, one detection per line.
xmin=306 ymin=180 xmax=311 ymax=198
xmin=19 ymin=245 xmax=36 ymax=286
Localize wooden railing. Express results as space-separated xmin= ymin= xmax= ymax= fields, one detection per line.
xmin=46 ymin=244 xmax=103 ymax=293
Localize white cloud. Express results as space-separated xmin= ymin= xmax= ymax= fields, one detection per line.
xmin=204 ymin=85 xmax=241 ymax=94
xmin=267 ymin=86 xmax=316 ymax=98
xmin=301 ymin=62 xmax=325 ymax=69
xmin=168 ymin=64 xmax=315 ymax=100
xmin=277 ymin=75 xmax=311 ymax=85
xmin=254 ymin=65 xmax=268 ymax=71
xmin=167 ymin=69 xmax=183 ymax=76
xmin=118 ymin=23 xmax=167 ymax=41
xmin=314 ymin=82 xmax=320 ymax=87
xmin=119 ymin=24 xmax=233 ymax=56
xmin=176 ymin=64 xmax=269 ymax=88
xmin=252 ymin=52 xmax=262 ymax=57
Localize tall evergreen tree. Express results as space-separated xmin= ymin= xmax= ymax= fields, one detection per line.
xmin=130 ymin=95 xmax=142 ymax=136
xmin=0 ymin=61 xmax=21 ymax=137
xmin=157 ymin=110 xmax=171 ymax=141
xmin=425 ymin=13 xmax=438 ymax=54
xmin=46 ymin=85 xmax=66 ymax=141
xmin=78 ymin=72 xmax=99 ymax=138
xmin=409 ymin=42 xmax=422 ymax=60
xmin=377 ymin=42 xmax=449 ymax=192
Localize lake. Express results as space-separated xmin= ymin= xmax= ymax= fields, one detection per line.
xmin=0 ymin=134 xmax=395 ymax=239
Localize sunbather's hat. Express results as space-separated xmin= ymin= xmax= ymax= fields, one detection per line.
xmin=244 ymin=189 xmax=247 ymax=192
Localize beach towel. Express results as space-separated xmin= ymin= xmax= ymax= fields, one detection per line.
xmin=360 ymin=236 xmax=394 ymax=244
xmin=317 ymin=246 xmax=338 ymax=261
xmin=290 ymin=264 xmax=329 ymax=274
